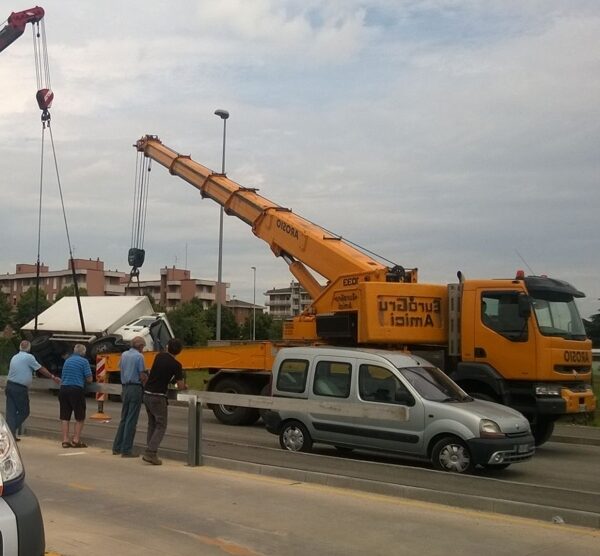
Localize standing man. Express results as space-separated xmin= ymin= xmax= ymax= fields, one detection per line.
xmin=5 ymin=340 xmax=60 ymax=439
xmin=59 ymin=343 xmax=93 ymax=448
xmin=142 ymin=338 xmax=187 ymax=465
xmin=112 ymin=336 xmax=146 ymax=457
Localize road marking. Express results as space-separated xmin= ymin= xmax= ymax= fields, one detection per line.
xmin=163 ymin=527 xmax=263 ymax=556
xmin=58 ymin=451 xmax=87 ymax=456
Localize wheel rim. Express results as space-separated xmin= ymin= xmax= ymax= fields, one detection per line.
xmin=438 ymin=443 xmax=470 ymax=472
xmin=282 ymin=425 xmax=305 ymax=451
xmin=218 ymin=387 xmax=238 ymax=416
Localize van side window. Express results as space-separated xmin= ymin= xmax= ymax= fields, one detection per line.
xmin=359 ymin=364 xmax=414 ymax=406
xmin=313 ymin=361 xmax=351 ymax=398
xmin=276 ymin=359 xmax=309 ymax=393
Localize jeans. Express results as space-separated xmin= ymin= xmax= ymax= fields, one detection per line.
xmin=5 ymin=381 xmax=29 ymax=437
xmin=143 ymin=393 xmax=168 ymax=454
xmin=112 ymin=384 xmax=143 ymax=454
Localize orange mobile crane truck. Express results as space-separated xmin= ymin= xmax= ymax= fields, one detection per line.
xmin=103 ymin=135 xmax=596 ymax=445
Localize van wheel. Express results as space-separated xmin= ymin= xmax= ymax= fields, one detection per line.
xmin=431 ymin=436 xmax=472 ymax=473
xmin=279 ymin=421 xmax=313 ymax=453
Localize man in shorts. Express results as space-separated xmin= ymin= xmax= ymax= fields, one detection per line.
xmin=59 ymin=344 xmax=93 ymax=448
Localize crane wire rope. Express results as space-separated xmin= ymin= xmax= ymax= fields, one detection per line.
xmin=32 ymin=16 xmax=85 ymax=332
xmin=127 ymin=152 xmax=152 ymax=292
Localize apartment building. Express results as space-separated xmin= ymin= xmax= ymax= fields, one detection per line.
xmin=264 ymin=281 xmax=312 ymax=319
xmin=124 ymin=266 xmax=227 ymax=311
xmin=0 ymin=258 xmax=126 ymax=305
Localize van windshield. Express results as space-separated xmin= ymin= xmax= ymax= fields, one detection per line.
xmin=398 ymin=366 xmax=471 ymax=402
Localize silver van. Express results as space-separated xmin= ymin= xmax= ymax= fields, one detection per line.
xmin=263 ymin=346 xmax=535 ymax=473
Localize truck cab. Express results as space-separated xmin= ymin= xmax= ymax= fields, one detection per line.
xmin=453 ymin=274 xmax=595 ymax=444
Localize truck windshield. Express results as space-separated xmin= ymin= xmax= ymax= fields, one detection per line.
xmin=530 ymin=291 xmax=587 ymax=340
xmin=398 ymin=366 xmax=471 ymax=403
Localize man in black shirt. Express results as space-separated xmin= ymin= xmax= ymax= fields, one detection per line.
xmin=142 ymin=338 xmax=187 ymax=465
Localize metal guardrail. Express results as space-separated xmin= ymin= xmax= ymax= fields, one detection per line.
xmin=0 ymin=377 xmax=409 ymax=467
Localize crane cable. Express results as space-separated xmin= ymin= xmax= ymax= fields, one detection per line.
xmin=127 ymin=152 xmax=152 ymax=293
xmin=32 ymin=18 xmax=85 ymax=332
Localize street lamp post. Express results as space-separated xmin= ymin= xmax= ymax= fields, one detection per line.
xmin=251 ymin=266 xmax=256 ymax=340
xmin=214 ymin=109 xmax=229 ymax=341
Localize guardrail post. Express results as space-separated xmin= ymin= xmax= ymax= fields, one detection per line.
xmin=183 ymin=394 xmax=202 ymax=467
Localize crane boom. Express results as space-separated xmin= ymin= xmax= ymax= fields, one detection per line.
xmin=135 ymin=135 xmax=407 ymax=301
xmin=0 ymin=6 xmax=44 ymax=53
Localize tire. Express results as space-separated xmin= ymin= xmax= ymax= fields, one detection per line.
xmin=29 ymin=335 xmax=53 ymax=358
xmin=211 ymin=378 xmax=260 ymax=426
xmin=279 ymin=420 xmax=313 ymax=452
xmin=532 ymin=419 xmax=555 ymax=446
xmin=88 ymin=337 xmax=119 ymax=361
xmin=431 ymin=436 xmax=472 ymax=473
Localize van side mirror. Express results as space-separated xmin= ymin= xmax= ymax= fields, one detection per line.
xmin=518 ymin=293 xmax=531 ymax=319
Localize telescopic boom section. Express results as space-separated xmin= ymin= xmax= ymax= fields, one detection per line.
xmin=135 ymin=135 xmax=388 ymax=298
xmin=0 ymin=6 xmax=44 ymax=53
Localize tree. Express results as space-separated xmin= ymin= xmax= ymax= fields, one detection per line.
xmin=14 ymin=288 xmax=51 ymax=329
xmin=54 ymin=285 xmax=88 ymax=302
xmin=204 ymin=304 xmax=240 ymax=340
xmin=167 ymin=298 xmax=210 ymax=346
xmin=583 ymin=315 xmax=600 ymax=348
xmin=0 ymin=292 xmax=11 ymax=331
xmin=240 ymin=312 xmax=279 ymax=340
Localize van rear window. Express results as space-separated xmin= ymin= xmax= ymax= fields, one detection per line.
xmin=277 ymin=359 xmax=309 ymax=393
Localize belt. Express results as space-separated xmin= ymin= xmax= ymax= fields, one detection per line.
xmin=7 ymin=380 xmax=28 ymax=388
xmin=144 ymin=391 xmax=167 ymax=397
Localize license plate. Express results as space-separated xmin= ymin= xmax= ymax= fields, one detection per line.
xmin=579 ymin=404 xmax=587 ymax=413
xmin=517 ymin=444 xmax=532 ymax=454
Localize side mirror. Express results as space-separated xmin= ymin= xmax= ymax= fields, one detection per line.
xmin=518 ymin=293 xmax=531 ymax=319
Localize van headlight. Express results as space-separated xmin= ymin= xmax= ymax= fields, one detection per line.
xmin=535 ymin=383 xmax=561 ymax=396
xmin=0 ymin=415 xmax=24 ymax=492
xmin=479 ymin=419 xmax=506 ymax=438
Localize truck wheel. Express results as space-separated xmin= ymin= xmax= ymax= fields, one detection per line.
xmin=212 ymin=378 xmax=260 ymax=426
xmin=431 ymin=436 xmax=472 ymax=473
xmin=279 ymin=420 xmax=313 ymax=452
xmin=29 ymin=335 xmax=53 ymax=358
xmin=532 ymin=420 xmax=555 ymax=446
xmin=88 ymin=337 xmax=119 ymax=361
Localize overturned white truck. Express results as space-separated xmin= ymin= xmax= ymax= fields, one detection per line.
xmin=21 ymin=296 xmax=174 ymax=375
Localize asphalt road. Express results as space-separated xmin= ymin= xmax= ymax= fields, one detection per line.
xmin=23 ymin=391 xmax=600 ymax=526
xmin=21 ymin=437 xmax=600 ymax=556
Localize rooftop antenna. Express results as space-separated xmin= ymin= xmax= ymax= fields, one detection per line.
xmin=515 ymin=249 xmax=535 ymax=275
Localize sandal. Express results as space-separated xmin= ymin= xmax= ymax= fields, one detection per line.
xmin=61 ymin=442 xmax=71 ymax=448
xmin=70 ymin=440 xmax=88 ymax=448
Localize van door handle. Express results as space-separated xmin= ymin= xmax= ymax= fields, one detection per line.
xmin=474 ymin=347 xmax=486 ymax=358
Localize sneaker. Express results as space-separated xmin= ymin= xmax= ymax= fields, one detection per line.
xmin=142 ymin=453 xmax=162 ymax=466
xmin=112 ymin=450 xmax=120 ymax=455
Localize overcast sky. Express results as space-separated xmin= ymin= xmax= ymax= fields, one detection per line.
xmin=1 ymin=1 xmax=599 ymax=317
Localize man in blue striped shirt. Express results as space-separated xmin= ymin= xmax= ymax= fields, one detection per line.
xmin=59 ymin=344 xmax=92 ymax=448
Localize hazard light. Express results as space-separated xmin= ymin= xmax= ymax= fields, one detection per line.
xmin=515 ymin=270 xmax=525 ymax=280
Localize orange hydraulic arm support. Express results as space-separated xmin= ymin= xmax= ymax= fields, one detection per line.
xmin=135 ymin=135 xmax=390 ymax=292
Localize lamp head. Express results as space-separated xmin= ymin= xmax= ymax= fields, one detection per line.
xmin=214 ymin=109 xmax=229 ymax=120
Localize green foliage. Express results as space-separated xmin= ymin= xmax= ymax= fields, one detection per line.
xmin=0 ymin=292 xmax=11 ymax=331
xmin=240 ymin=312 xmax=280 ymax=340
xmin=145 ymin=293 xmax=166 ymax=313
xmin=54 ymin=285 xmax=88 ymax=302
xmin=204 ymin=304 xmax=241 ymax=340
xmin=268 ymin=317 xmax=283 ymax=340
xmin=0 ymin=337 xmax=18 ymax=374
xmin=167 ymin=298 xmax=210 ymax=346
xmin=583 ymin=315 xmax=600 ymax=348
xmin=14 ymin=288 xmax=51 ymax=329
